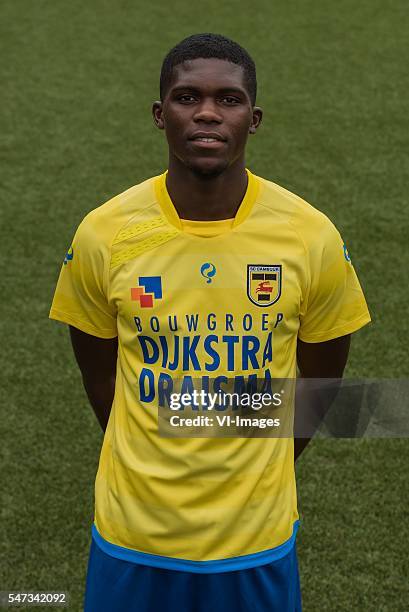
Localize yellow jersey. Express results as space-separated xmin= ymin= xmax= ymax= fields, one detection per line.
xmin=49 ymin=168 xmax=371 ymax=571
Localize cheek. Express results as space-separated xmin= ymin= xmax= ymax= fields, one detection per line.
xmin=164 ymin=107 xmax=189 ymax=132
xmin=231 ymin=110 xmax=252 ymax=135
xmin=232 ymin=120 xmax=251 ymax=146
xmin=164 ymin=120 xmax=189 ymax=149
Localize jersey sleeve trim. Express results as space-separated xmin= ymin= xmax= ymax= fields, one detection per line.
xmin=49 ymin=308 xmax=118 ymax=339
xmin=298 ymin=312 xmax=371 ymax=343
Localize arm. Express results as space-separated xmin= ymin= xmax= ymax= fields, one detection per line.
xmin=294 ymin=333 xmax=351 ymax=461
xmin=69 ymin=325 xmax=118 ymax=432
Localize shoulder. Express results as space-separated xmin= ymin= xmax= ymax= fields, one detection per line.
xmin=76 ymin=174 xmax=160 ymax=247
xmin=254 ymin=174 xmax=341 ymax=248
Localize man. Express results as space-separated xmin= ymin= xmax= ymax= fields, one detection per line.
xmin=49 ymin=33 xmax=371 ymax=611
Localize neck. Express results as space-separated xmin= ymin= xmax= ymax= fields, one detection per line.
xmin=165 ymin=155 xmax=248 ymax=221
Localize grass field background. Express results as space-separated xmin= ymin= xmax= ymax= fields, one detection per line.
xmin=1 ymin=0 xmax=408 ymax=610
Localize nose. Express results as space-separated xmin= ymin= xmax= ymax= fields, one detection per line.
xmin=193 ymin=98 xmax=223 ymax=123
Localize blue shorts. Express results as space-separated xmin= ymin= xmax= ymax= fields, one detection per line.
xmin=84 ymin=536 xmax=302 ymax=612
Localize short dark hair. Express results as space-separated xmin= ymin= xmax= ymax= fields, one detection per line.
xmin=160 ymin=33 xmax=257 ymax=106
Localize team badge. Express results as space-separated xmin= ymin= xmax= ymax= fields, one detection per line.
xmin=247 ymin=265 xmax=282 ymax=307
xmin=131 ymin=276 xmax=162 ymax=308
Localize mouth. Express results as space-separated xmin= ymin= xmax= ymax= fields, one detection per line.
xmin=189 ymin=138 xmax=226 ymax=149
xmin=188 ymin=131 xmax=227 ymax=148
xmin=188 ymin=133 xmax=227 ymax=150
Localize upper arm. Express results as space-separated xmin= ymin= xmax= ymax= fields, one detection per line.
xmin=49 ymin=212 xmax=117 ymax=339
xmin=69 ymin=325 xmax=118 ymax=382
xmin=297 ymin=334 xmax=351 ymax=378
xmin=298 ymin=219 xmax=371 ymax=343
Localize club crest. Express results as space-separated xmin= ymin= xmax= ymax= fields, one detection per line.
xmin=247 ymin=265 xmax=282 ymax=307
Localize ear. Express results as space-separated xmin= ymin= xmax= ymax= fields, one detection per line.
xmin=152 ymin=101 xmax=164 ymax=130
xmin=249 ymin=106 xmax=263 ymax=134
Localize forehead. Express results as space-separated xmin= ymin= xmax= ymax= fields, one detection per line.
xmin=168 ymin=58 xmax=247 ymax=94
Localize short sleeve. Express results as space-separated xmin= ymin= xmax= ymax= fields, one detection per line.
xmin=298 ymin=220 xmax=371 ymax=343
xmin=49 ymin=213 xmax=118 ymax=338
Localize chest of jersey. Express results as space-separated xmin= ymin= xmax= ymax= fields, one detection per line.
xmin=108 ymin=222 xmax=307 ymax=383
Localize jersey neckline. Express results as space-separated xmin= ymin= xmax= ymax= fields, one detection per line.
xmin=154 ymin=168 xmax=260 ymax=237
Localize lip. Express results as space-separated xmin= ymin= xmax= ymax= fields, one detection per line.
xmin=189 ymin=139 xmax=226 ymax=149
xmin=189 ymin=131 xmax=227 ymax=142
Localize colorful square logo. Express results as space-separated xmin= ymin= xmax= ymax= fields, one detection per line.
xmin=131 ymin=276 xmax=162 ymax=308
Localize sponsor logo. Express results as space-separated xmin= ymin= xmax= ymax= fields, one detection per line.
xmin=131 ymin=276 xmax=162 ymax=308
xmin=343 ymin=243 xmax=351 ymax=262
xmin=63 ymin=246 xmax=74 ymax=265
xmin=200 ymin=262 xmax=217 ymax=284
xmin=247 ymin=265 xmax=282 ymax=307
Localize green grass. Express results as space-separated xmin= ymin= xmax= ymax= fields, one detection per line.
xmin=1 ymin=0 xmax=408 ymax=610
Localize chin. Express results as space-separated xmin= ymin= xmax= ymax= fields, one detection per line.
xmin=185 ymin=157 xmax=230 ymax=179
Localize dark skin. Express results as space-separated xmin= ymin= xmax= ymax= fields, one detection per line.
xmin=152 ymin=58 xmax=262 ymax=220
xmin=294 ymin=335 xmax=351 ymax=460
xmin=69 ymin=327 xmax=118 ymax=432
xmin=70 ymin=57 xmax=353 ymax=460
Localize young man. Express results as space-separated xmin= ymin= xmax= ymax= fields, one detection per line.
xmin=49 ymin=33 xmax=371 ymax=612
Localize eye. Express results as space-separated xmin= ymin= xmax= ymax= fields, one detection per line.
xmin=177 ymin=94 xmax=196 ymax=103
xmin=222 ymin=96 xmax=240 ymax=104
